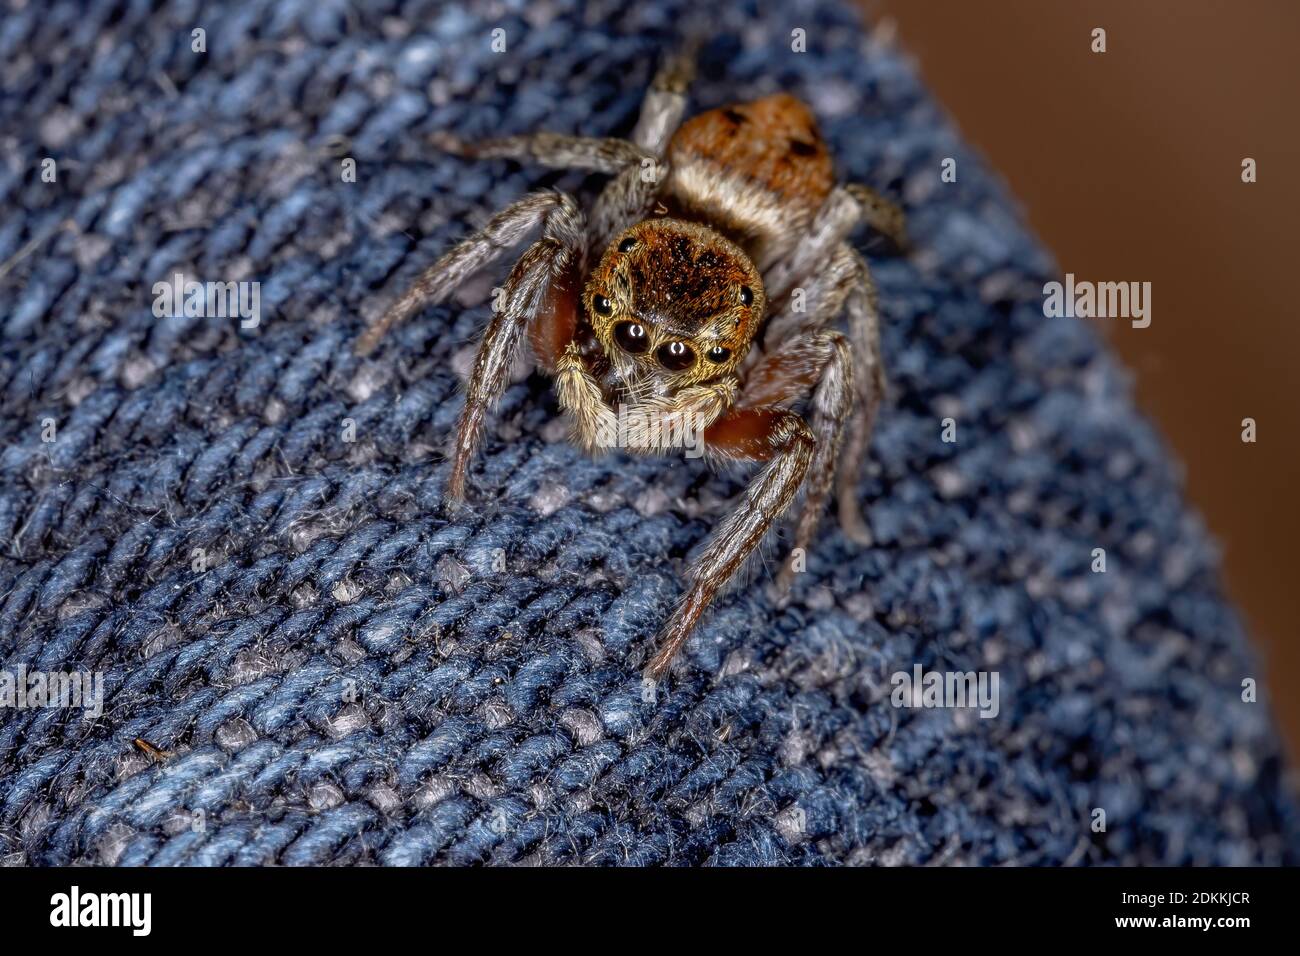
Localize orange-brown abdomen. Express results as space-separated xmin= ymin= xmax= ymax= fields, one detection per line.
xmin=665 ymin=93 xmax=834 ymax=267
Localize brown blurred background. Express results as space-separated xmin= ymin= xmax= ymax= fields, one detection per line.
xmin=865 ymin=0 xmax=1300 ymax=759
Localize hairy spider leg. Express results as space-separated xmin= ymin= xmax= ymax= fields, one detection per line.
xmin=645 ymin=407 xmax=814 ymax=678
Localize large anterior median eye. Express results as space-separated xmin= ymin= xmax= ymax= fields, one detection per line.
xmin=613 ymin=321 xmax=650 ymax=354
xmin=656 ymin=341 xmax=696 ymax=371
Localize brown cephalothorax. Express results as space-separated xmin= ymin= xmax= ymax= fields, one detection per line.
xmin=356 ymin=50 xmax=906 ymax=678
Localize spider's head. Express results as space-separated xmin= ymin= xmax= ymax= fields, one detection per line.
xmin=584 ymin=218 xmax=765 ymax=391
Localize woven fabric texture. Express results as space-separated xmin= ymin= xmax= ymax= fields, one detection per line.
xmin=2 ymin=0 xmax=1297 ymax=866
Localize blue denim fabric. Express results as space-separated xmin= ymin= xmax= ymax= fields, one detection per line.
xmin=1 ymin=0 xmax=1296 ymax=865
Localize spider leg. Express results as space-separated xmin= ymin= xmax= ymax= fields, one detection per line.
xmin=835 ymin=250 xmax=886 ymax=547
xmin=356 ymin=191 xmax=578 ymax=357
xmin=845 ymin=183 xmax=907 ymax=249
xmin=445 ymin=195 xmax=586 ymax=504
xmin=780 ymin=333 xmax=855 ymax=594
xmin=588 ymin=162 xmax=667 ymax=259
xmin=751 ymin=245 xmax=881 ymax=550
xmin=429 ymin=131 xmax=651 ymax=176
xmin=429 ymin=127 xmax=661 ymax=261
xmin=760 ymin=242 xmax=859 ymax=347
xmin=764 ymin=183 xmax=906 ymax=307
xmin=630 ymin=44 xmax=697 ymax=156
xmin=588 ymin=45 xmax=705 ymax=261
xmin=645 ymin=408 xmax=814 ymax=678
xmin=738 ymin=326 xmax=858 ymax=593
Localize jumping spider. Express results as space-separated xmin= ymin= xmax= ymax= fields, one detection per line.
xmin=356 ymin=50 xmax=906 ymax=678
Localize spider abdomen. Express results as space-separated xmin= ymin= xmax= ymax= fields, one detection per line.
xmin=665 ymin=93 xmax=834 ymax=268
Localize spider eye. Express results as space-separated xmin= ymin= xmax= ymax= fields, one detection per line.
xmin=613 ymin=321 xmax=650 ymax=354
xmin=705 ymin=345 xmax=732 ymax=364
xmin=593 ymin=294 xmax=614 ymax=316
xmin=739 ymin=286 xmax=753 ymax=306
xmin=656 ymin=341 xmax=696 ymax=371
xmin=617 ymin=237 xmax=637 ymax=253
